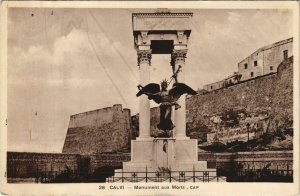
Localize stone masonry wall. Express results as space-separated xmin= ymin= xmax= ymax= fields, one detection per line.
xmin=186 ymin=57 xmax=293 ymax=141
xmin=7 ymin=152 xmax=80 ymax=178
xmin=186 ymin=73 xmax=276 ymax=141
xmin=7 ymin=152 xmax=131 ymax=178
xmin=62 ymin=104 xmax=131 ymax=155
xmin=7 ymin=151 xmax=292 ymax=178
xmin=199 ymin=151 xmax=293 ymax=172
xmin=269 ymin=57 xmax=293 ymax=132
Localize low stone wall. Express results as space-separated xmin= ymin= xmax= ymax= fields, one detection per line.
xmin=89 ymin=154 xmax=131 ymax=171
xmin=8 ymin=151 xmax=293 ymax=179
xmin=7 ymin=152 xmax=80 ymax=178
xmin=199 ymin=150 xmax=293 ymax=170
xmin=7 ymin=152 xmax=130 ymax=178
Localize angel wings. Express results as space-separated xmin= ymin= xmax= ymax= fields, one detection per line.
xmin=136 ymin=82 xmax=198 ymax=104
xmin=136 ymin=82 xmax=197 ymax=133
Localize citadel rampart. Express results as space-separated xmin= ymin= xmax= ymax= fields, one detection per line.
xmin=62 ymin=104 xmax=132 ymax=154
xmin=186 ymin=57 xmax=293 ymax=139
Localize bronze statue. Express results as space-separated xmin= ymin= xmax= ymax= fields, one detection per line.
xmin=136 ymin=66 xmax=197 ymax=137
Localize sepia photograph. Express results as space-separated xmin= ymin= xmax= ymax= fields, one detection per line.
xmin=0 ymin=1 xmax=299 ymax=195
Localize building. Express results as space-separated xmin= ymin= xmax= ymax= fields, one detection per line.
xmin=203 ymin=72 xmax=241 ymax=92
xmin=238 ymin=38 xmax=293 ymax=81
xmin=203 ymin=37 xmax=293 ymax=90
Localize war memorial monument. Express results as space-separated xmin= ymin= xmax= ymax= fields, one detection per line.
xmin=109 ymin=10 xmax=221 ymax=182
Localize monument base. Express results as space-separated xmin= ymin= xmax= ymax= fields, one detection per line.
xmin=108 ymin=137 xmax=225 ymax=182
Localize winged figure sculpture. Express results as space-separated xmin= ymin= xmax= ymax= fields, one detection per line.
xmin=136 ymin=79 xmax=197 ymax=136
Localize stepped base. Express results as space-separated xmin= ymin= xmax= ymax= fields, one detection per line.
xmin=107 ymin=137 xmax=225 ymax=182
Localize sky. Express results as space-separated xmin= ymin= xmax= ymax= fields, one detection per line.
xmin=7 ymin=8 xmax=293 ymax=153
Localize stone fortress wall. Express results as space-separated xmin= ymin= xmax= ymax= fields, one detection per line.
xmin=62 ymin=104 xmax=131 ymax=154
xmin=187 ymin=56 xmax=293 ymax=142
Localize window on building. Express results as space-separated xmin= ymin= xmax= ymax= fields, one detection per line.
xmin=283 ymin=50 xmax=288 ymax=60
xmin=270 ymin=66 xmax=273 ymax=71
xmin=211 ymin=86 xmax=213 ymax=90
xmin=244 ymin=63 xmax=248 ymax=69
xmin=254 ymin=61 xmax=257 ymax=67
xmin=251 ymin=72 xmax=254 ymax=77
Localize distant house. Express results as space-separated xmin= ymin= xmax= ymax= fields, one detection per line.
xmin=203 ymin=37 xmax=293 ymax=91
xmin=238 ymin=37 xmax=293 ymax=81
xmin=203 ymin=72 xmax=242 ymax=92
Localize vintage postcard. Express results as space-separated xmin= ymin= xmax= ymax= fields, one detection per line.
xmin=0 ymin=1 xmax=299 ymax=195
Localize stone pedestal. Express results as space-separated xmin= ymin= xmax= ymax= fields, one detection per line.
xmin=173 ymin=138 xmax=207 ymax=171
xmin=108 ymin=136 xmax=222 ymax=182
xmin=113 ymin=137 xmax=212 ymax=174
xmin=123 ymin=139 xmax=154 ymax=172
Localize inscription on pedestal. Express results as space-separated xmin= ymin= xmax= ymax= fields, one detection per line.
xmin=133 ymin=13 xmax=193 ymax=31
xmin=134 ymin=17 xmax=190 ymax=31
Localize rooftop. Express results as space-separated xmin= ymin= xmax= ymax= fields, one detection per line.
xmin=238 ymin=37 xmax=293 ymax=64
